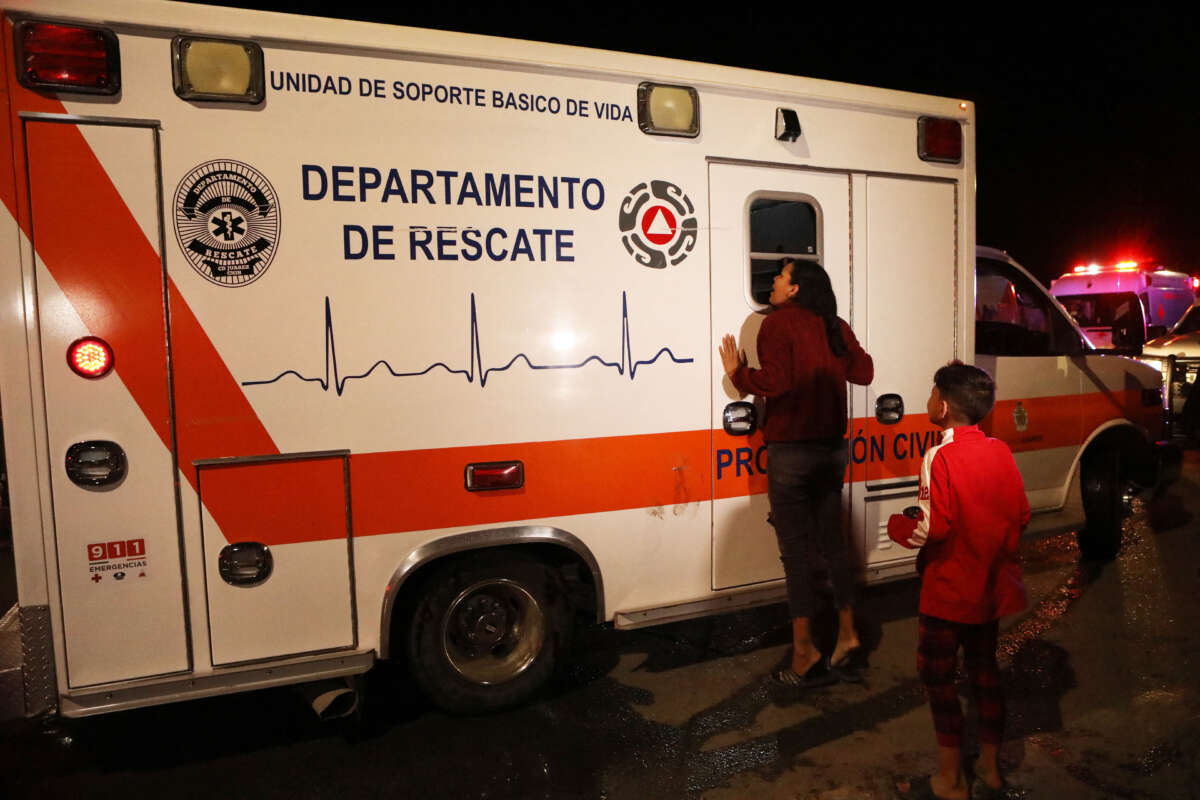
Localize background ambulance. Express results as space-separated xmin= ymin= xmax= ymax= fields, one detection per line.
xmin=0 ymin=0 xmax=1172 ymax=721
xmin=1050 ymin=262 xmax=1194 ymax=349
xmin=1139 ymin=301 xmax=1200 ymax=438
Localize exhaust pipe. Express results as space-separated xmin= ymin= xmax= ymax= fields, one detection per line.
xmin=298 ymin=677 xmax=358 ymax=721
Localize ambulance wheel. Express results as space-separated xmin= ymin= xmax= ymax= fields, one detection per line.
xmin=1181 ymin=391 xmax=1200 ymax=446
xmin=406 ymin=552 xmax=571 ymax=714
xmin=1078 ymin=446 xmax=1123 ymax=561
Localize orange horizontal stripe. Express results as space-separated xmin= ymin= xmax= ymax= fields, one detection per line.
xmin=219 ymin=389 xmax=1153 ymax=545
xmin=200 ymin=457 xmax=346 ymax=547
xmin=351 ymin=430 xmax=711 ymax=537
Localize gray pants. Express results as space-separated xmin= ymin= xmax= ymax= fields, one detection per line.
xmin=766 ymin=440 xmax=854 ymax=619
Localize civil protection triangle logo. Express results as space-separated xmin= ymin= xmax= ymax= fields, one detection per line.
xmin=618 ymin=180 xmax=697 ymax=269
xmin=174 ymin=160 xmax=280 ymax=287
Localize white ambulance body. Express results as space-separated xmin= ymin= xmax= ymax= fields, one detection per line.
xmin=0 ymin=1 xmax=1169 ymax=719
xmin=1050 ymin=263 xmax=1194 ymax=349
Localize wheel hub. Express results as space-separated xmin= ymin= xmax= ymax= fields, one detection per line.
xmin=459 ymin=596 xmax=511 ymax=648
xmin=441 ymin=577 xmax=546 ymax=685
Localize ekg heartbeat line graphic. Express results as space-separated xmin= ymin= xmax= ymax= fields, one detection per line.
xmin=242 ymin=292 xmax=695 ymax=396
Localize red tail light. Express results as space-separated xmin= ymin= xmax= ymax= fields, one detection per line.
xmin=14 ymin=20 xmax=120 ymax=95
xmin=917 ymin=116 xmax=963 ymax=164
xmin=68 ymin=336 xmax=114 ymax=378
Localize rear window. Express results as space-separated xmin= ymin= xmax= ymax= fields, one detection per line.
xmin=1057 ymin=292 xmax=1142 ymax=329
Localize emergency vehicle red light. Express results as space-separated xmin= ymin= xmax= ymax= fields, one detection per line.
xmin=917 ymin=116 xmax=962 ymax=164
xmin=14 ymin=21 xmax=120 ymax=95
xmin=68 ymin=337 xmax=113 ymax=379
xmin=1194 ymin=277 xmax=1199 ymax=290
xmin=465 ymin=461 xmax=524 ymax=491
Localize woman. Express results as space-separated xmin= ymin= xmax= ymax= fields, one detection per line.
xmin=718 ymin=258 xmax=874 ymax=687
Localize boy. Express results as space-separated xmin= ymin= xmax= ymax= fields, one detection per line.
xmin=888 ymin=363 xmax=1030 ymax=800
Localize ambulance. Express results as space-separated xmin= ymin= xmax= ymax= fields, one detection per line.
xmin=0 ymin=0 xmax=1172 ymax=721
xmin=1050 ymin=262 xmax=1194 ymax=350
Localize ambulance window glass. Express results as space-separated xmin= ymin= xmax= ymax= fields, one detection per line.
xmin=976 ymin=259 xmax=1082 ymax=356
xmin=748 ymin=198 xmax=818 ymax=305
xmin=1176 ymin=305 xmax=1200 ymax=334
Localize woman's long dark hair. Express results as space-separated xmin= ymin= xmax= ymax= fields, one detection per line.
xmin=785 ymin=259 xmax=848 ymax=357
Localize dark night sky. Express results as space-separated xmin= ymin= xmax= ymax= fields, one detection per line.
xmin=186 ymin=2 xmax=1199 ymax=287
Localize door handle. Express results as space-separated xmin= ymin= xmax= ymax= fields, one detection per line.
xmin=875 ymin=393 xmax=904 ymax=424
xmin=723 ymin=401 xmax=757 ymax=435
xmin=218 ymin=542 xmax=273 ymax=587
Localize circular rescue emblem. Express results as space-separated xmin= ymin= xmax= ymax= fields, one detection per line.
xmin=174 ymin=160 xmax=279 ymax=287
xmin=618 ymin=180 xmax=697 ymax=269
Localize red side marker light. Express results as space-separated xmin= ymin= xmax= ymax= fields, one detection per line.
xmin=14 ymin=20 xmax=121 ymax=95
xmin=465 ymin=461 xmax=524 ymax=491
xmin=68 ymin=336 xmax=114 ymax=379
xmin=917 ymin=116 xmax=962 ymax=164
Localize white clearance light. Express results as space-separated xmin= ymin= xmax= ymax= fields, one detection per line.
xmin=172 ymin=36 xmax=264 ymax=104
xmin=637 ymin=82 xmax=699 ymax=137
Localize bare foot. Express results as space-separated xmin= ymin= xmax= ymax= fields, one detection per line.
xmin=791 ymin=647 xmax=822 ymax=675
xmin=831 ymin=635 xmax=861 ymax=666
xmin=973 ymin=761 xmax=1004 ymax=790
xmin=930 ymin=771 xmax=968 ymax=800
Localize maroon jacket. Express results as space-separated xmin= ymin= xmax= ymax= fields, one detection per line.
xmin=887 ymin=425 xmax=1030 ymax=623
xmin=729 ymin=304 xmax=873 ymax=442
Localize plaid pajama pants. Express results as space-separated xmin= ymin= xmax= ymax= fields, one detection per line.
xmin=917 ymin=614 xmax=1004 ymax=749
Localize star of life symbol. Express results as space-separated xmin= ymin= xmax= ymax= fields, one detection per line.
xmin=212 ymin=210 xmax=246 ymax=242
xmin=174 ymin=160 xmax=280 ymax=287
xmin=618 ymin=181 xmax=698 ymax=269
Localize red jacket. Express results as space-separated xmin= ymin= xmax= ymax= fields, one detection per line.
xmin=887 ymin=425 xmax=1030 ymax=623
xmin=730 ymin=305 xmax=873 ymax=442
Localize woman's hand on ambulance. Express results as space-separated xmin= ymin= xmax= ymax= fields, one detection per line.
xmin=719 ymin=334 xmax=746 ymax=376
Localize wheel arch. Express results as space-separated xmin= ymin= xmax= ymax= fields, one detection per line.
xmin=377 ymin=526 xmax=604 ymax=660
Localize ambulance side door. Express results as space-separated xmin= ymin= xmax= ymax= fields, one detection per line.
xmin=855 ymin=176 xmax=959 ymax=575
xmin=708 ymin=162 xmax=852 ymax=591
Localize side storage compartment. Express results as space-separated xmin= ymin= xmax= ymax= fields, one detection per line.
xmin=196 ymin=451 xmax=356 ymax=665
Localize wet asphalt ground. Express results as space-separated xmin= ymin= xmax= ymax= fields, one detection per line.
xmin=2 ymin=451 xmax=1199 ymax=799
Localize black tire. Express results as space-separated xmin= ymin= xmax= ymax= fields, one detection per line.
xmin=405 ymin=552 xmax=571 ymax=714
xmin=1078 ymin=446 xmax=1123 ymax=561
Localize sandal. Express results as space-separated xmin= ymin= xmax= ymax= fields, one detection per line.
xmin=771 ymin=657 xmax=837 ymax=689
xmin=893 ymin=775 xmax=961 ymax=800
xmin=969 ymin=776 xmax=1008 ymax=800
xmin=831 ymin=646 xmax=868 ymax=683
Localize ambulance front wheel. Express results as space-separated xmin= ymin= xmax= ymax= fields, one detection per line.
xmin=406 ymin=552 xmax=572 ymax=714
xmin=1078 ymin=446 xmax=1124 ymax=561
